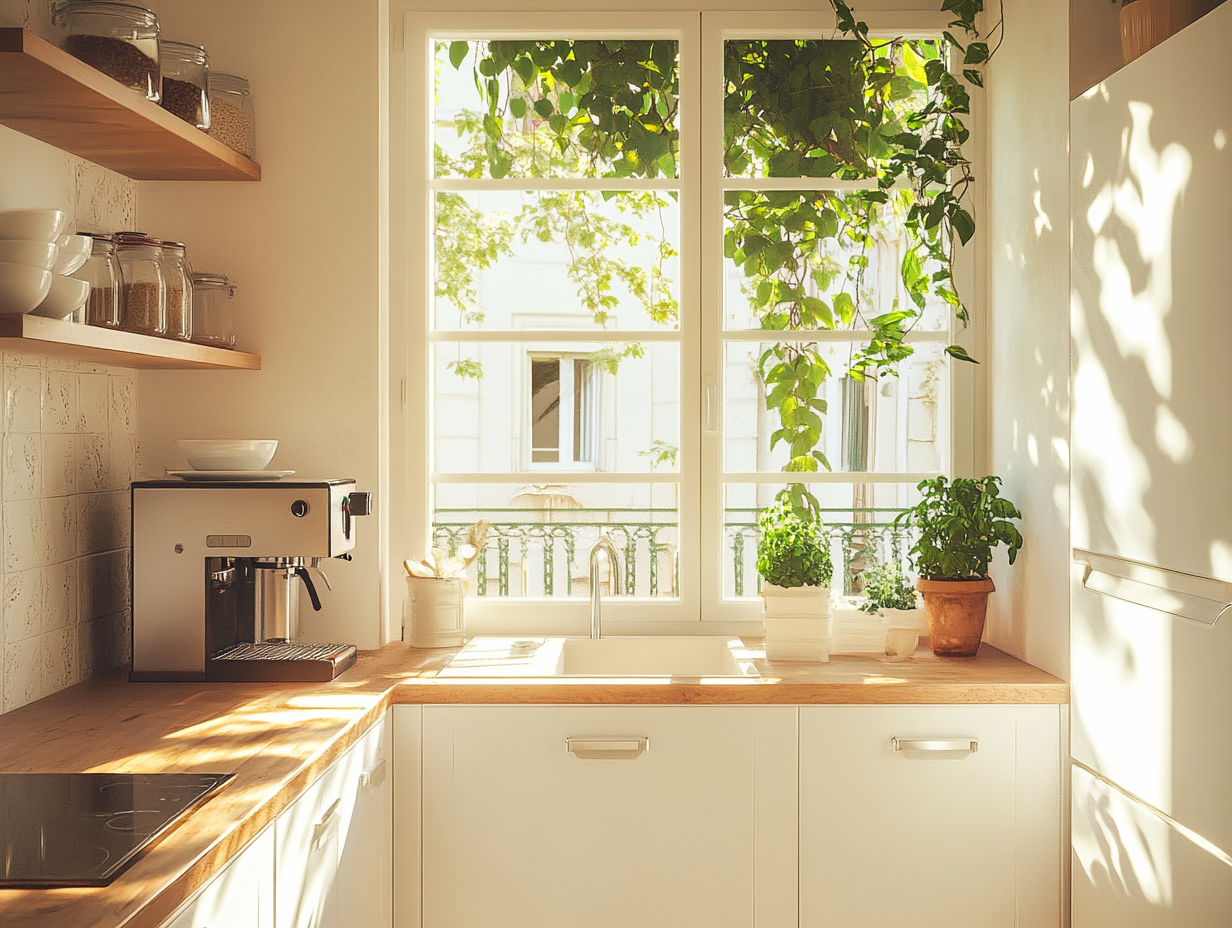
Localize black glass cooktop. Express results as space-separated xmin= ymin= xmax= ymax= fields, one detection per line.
xmin=0 ymin=773 xmax=233 ymax=888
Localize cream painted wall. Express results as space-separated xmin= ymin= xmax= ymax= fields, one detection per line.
xmin=138 ymin=0 xmax=387 ymax=648
xmin=983 ymin=0 xmax=1071 ymax=680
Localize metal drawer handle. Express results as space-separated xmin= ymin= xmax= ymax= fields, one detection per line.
xmin=892 ymin=737 xmax=978 ymax=755
xmin=359 ymin=758 xmax=387 ymax=790
xmin=312 ymin=798 xmax=341 ymax=851
xmin=566 ymin=737 xmax=649 ymax=759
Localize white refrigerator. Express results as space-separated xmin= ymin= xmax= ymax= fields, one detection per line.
xmin=1070 ymin=4 xmax=1232 ymax=924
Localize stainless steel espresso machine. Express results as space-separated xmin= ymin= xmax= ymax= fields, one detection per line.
xmin=130 ymin=478 xmax=372 ymax=683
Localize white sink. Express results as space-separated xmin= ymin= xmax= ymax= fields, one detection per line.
xmin=438 ymin=636 xmax=758 ymax=678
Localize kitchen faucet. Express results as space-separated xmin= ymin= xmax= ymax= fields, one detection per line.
xmin=588 ymin=536 xmax=623 ymax=639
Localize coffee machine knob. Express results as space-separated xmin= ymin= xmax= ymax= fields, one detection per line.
xmin=291 ymin=499 xmax=310 ymax=518
xmin=348 ymin=492 xmax=373 ymax=516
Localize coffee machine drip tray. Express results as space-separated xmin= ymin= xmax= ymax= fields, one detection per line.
xmin=207 ymin=642 xmax=357 ymax=683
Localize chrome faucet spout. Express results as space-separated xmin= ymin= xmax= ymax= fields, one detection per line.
xmin=589 ymin=536 xmax=623 ymax=639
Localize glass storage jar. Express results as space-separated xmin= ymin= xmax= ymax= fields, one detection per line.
xmin=190 ymin=273 xmax=236 ymax=348
xmin=159 ymin=40 xmax=209 ymax=130
xmin=53 ymin=1 xmax=161 ymax=102
xmin=115 ymin=232 xmax=165 ymax=336
xmin=71 ymin=234 xmax=121 ymax=329
xmin=206 ymin=73 xmax=256 ymax=160
xmin=159 ymin=241 xmax=192 ymax=341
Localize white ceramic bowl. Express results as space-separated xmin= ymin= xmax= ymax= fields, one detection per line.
xmin=177 ymin=439 xmax=279 ymax=471
xmin=31 ymin=275 xmax=90 ymax=319
xmin=0 ymin=262 xmax=54 ymax=314
xmin=0 ymin=239 xmax=58 ymax=271
xmin=0 ymin=209 xmax=67 ymax=243
xmin=51 ymin=233 xmax=92 ymax=276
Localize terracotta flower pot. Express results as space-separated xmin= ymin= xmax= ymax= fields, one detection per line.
xmin=916 ymin=578 xmax=995 ymax=657
xmin=1120 ymin=0 xmax=1185 ymax=64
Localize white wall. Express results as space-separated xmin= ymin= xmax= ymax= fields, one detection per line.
xmin=982 ymin=0 xmax=1071 ymax=680
xmin=138 ymin=0 xmax=389 ymax=648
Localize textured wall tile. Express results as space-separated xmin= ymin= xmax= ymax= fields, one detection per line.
xmin=79 ymin=549 xmax=128 ymax=622
xmin=3 ymin=364 xmax=41 ymax=433
xmin=42 ymin=433 xmax=75 ymax=497
xmin=42 ymin=626 xmax=76 ymax=693
xmin=76 ymin=372 xmax=109 ymax=433
xmin=79 ymin=610 xmax=129 ymax=678
xmin=109 ymin=375 xmax=137 ymax=435
xmin=41 ymin=369 xmax=75 ymax=433
xmin=75 ymin=160 xmax=137 ymax=233
xmin=75 ymin=433 xmax=108 ymax=493
xmin=3 ymin=636 xmax=45 ymax=712
xmin=108 ymin=434 xmax=136 ymax=491
xmin=42 ymin=560 xmax=76 ymax=632
xmin=77 ymin=490 xmax=127 ymax=556
xmin=2 ymin=432 xmax=40 ymax=501
xmin=4 ymin=498 xmax=42 ymax=572
xmin=2 ymin=568 xmax=42 ymax=644
xmin=41 ymin=496 xmax=76 ymax=565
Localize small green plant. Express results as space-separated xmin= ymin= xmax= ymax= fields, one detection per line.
xmin=756 ymin=498 xmax=833 ymax=589
xmin=895 ymin=476 xmax=1023 ymax=580
xmin=858 ymin=560 xmax=917 ymax=614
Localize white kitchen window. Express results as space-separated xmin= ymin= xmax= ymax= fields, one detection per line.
xmin=392 ymin=8 xmax=973 ymax=631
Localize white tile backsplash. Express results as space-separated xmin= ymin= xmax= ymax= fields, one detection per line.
xmin=1 ymin=359 xmax=137 ymax=713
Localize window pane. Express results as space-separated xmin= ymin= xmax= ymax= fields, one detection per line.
xmin=723 ymin=39 xmax=936 ymax=180
xmin=435 ymin=39 xmax=680 ymax=179
xmin=432 ymin=342 xmax=680 ymax=474
xmin=722 ymin=482 xmax=922 ymax=600
xmin=434 ymin=190 xmax=680 ymax=331
xmin=723 ymin=340 xmax=949 ymax=474
xmin=722 ymin=190 xmax=950 ymax=332
xmin=434 ymin=483 xmax=679 ymax=598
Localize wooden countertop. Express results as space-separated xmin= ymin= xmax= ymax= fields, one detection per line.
xmin=0 ymin=640 xmax=1065 ymax=927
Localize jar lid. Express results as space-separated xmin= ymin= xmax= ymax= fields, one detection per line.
xmin=54 ymin=1 xmax=160 ymax=29
xmin=209 ymin=73 xmax=250 ymax=95
xmin=191 ymin=272 xmax=229 ymax=285
xmin=115 ymin=231 xmax=159 ymax=247
xmin=160 ymin=240 xmax=186 ymax=250
xmin=160 ymin=40 xmax=208 ymax=66
xmin=84 ymin=232 xmax=114 ymax=241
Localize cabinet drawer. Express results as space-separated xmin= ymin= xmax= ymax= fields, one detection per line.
xmin=422 ymin=705 xmax=796 ymax=928
xmin=800 ymin=705 xmax=1017 ymax=928
xmin=163 ymin=825 xmax=273 ymax=928
xmin=275 ymin=719 xmax=387 ymax=928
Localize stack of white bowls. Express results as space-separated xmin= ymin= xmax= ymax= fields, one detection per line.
xmin=0 ymin=209 xmax=92 ymax=319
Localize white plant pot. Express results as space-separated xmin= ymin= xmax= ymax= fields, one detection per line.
xmin=761 ymin=582 xmax=830 ymax=618
xmin=405 ymin=576 xmax=466 ymax=648
xmin=761 ymin=582 xmax=831 ymax=662
xmin=880 ymin=607 xmax=922 ymax=630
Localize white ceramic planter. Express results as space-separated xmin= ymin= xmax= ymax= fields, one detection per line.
xmin=761 ymin=582 xmax=831 ymax=663
xmin=405 ymin=577 xmax=466 ymax=648
xmin=761 ymin=582 xmax=830 ymax=618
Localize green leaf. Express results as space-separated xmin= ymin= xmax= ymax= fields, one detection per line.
xmin=951 ymin=207 xmax=976 ymax=245
xmin=512 ymin=55 xmax=536 ymax=87
xmin=509 ymin=97 xmax=527 ymax=119
xmin=448 ymin=41 xmax=469 ymax=70
xmin=533 ymin=98 xmax=554 ymax=119
xmin=945 ymin=344 xmax=980 ymax=364
xmin=833 ymin=292 xmax=855 ymax=325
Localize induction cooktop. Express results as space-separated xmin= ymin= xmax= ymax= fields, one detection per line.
xmin=0 ymin=772 xmax=234 ymax=888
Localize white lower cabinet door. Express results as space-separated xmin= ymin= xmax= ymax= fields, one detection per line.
xmin=799 ymin=705 xmax=1018 ymax=928
xmin=163 ymin=825 xmax=274 ymax=928
xmin=275 ymin=718 xmax=391 ymax=928
xmin=421 ymin=705 xmax=797 ymax=928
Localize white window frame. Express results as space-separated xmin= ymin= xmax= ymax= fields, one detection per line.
xmin=526 ymin=351 xmax=603 ymax=471
xmin=392 ymin=6 xmax=977 ymax=634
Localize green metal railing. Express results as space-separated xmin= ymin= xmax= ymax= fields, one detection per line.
xmin=433 ymin=506 xmax=913 ymax=598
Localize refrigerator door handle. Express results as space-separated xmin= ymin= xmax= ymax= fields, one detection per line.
xmin=1073 ymin=548 xmax=1232 ymax=626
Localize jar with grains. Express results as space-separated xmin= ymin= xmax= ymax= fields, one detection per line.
xmin=206 ymin=73 xmax=256 ymax=160
xmin=159 ymin=40 xmax=209 ymax=130
xmin=159 ymin=241 xmax=192 ymax=341
xmin=71 ymin=234 xmax=121 ymax=329
xmin=53 ymin=2 xmax=161 ymax=102
xmin=114 ymin=232 xmax=165 ymax=336
xmin=190 ymin=273 xmax=237 ymax=349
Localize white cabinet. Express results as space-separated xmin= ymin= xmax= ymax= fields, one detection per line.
xmin=418 ymin=705 xmax=797 ymax=928
xmin=275 ymin=717 xmax=392 ymax=928
xmin=799 ymin=705 xmax=1062 ymax=928
xmin=162 ymin=825 xmax=274 ymax=928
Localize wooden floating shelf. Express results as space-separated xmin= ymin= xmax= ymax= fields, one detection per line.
xmin=0 ymin=27 xmax=260 ymax=181
xmin=0 ymin=314 xmax=261 ymax=370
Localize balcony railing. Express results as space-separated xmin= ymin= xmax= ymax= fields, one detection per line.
xmin=433 ymin=506 xmax=914 ymax=598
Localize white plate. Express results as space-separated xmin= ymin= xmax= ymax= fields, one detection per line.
xmin=166 ymin=469 xmax=296 ymax=481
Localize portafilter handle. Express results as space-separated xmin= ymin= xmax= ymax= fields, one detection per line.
xmin=308 ymin=557 xmax=334 ymax=591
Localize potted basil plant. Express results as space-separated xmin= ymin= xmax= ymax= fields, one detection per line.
xmin=895 ymin=476 xmax=1023 ymax=657
xmin=858 ymin=559 xmax=924 ymax=660
xmin=756 ymin=496 xmax=833 ymax=617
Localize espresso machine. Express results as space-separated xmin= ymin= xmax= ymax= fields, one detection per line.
xmin=130 ymin=478 xmax=371 ymax=683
